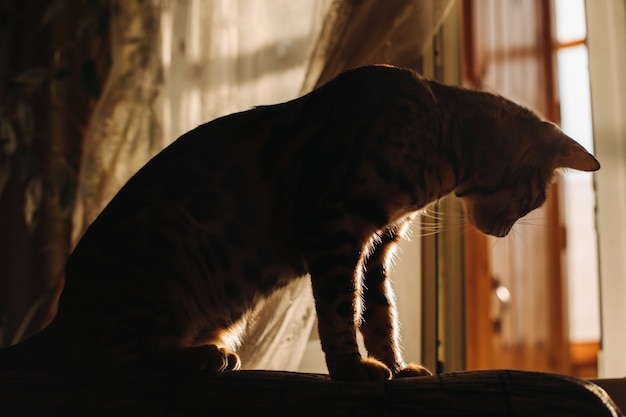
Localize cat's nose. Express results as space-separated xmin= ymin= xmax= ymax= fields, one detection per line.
xmin=491 ymin=229 xmax=509 ymax=238
xmin=489 ymin=220 xmax=514 ymax=238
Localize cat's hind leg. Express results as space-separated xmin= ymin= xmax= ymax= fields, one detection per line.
xmin=129 ymin=344 xmax=240 ymax=372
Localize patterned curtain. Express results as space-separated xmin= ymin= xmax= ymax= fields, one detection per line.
xmin=71 ymin=0 xmax=164 ymax=244
xmin=72 ymin=0 xmax=454 ymax=372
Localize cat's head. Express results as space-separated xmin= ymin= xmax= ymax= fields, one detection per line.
xmin=454 ymin=116 xmax=599 ymax=237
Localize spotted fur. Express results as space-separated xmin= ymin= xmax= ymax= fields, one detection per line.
xmin=0 ymin=65 xmax=599 ymax=381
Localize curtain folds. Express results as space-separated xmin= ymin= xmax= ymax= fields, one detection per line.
xmin=72 ymin=0 xmax=454 ymax=372
xmin=72 ymin=0 xmax=164 ymax=245
xmin=303 ymin=0 xmax=455 ymax=90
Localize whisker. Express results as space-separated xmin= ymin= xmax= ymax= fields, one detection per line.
xmin=515 ymin=217 xmax=548 ymax=229
xmin=509 ymin=227 xmax=525 ymax=241
xmin=419 ymin=213 xmax=467 ymax=225
xmin=489 ymin=235 xmax=508 ymax=250
xmin=410 ymin=230 xmax=446 ymax=238
xmin=402 ymin=200 xmax=469 ymax=238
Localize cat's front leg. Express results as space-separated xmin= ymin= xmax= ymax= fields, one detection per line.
xmin=309 ymin=265 xmax=392 ymax=381
xmin=305 ymin=216 xmax=393 ymax=381
xmin=360 ymin=223 xmax=431 ymax=378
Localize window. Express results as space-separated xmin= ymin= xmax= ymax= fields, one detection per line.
xmin=554 ymin=0 xmax=600 ymax=350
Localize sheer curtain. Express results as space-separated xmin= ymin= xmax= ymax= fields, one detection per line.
xmin=303 ymin=0 xmax=455 ymax=89
xmin=72 ymin=0 xmax=454 ymax=372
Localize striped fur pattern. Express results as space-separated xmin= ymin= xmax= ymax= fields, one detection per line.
xmin=0 ymin=65 xmax=599 ymax=381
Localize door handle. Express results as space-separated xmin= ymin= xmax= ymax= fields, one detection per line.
xmin=492 ymin=276 xmax=511 ymax=333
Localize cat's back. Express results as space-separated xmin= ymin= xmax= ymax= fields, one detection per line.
xmin=84 ymin=104 xmax=288 ymax=226
xmin=85 ymin=65 xmax=441 ymax=246
xmin=68 ymin=65 xmax=441 ymax=272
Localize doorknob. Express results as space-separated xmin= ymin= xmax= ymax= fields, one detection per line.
xmin=492 ymin=276 xmax=511 ymax=333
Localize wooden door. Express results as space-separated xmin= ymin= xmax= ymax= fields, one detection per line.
xmin=463 ymin=0 xmax=570 ymax=373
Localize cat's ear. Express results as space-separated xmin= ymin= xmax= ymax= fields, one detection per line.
xmin=552 ymin=130 xmax=600 ymax=172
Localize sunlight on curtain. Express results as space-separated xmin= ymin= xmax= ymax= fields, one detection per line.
xmin=303 ymin=0 xmax=455 ymax=89
xmin=72 ymin=0 xmax=454 ymax=374
xmin=158 ymin=0 xmax=324 ymax=372
xmin=159 ymin=0 xmax=322 ymax=140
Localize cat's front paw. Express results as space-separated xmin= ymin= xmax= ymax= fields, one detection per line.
xmin=329 ymin=357 xmax=392 ymax=381
xmin=394 ymin=363 xmax=432 ymax=378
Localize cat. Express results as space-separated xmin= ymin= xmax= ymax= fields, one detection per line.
xmin=0 ymin=64 xmax=599 ymax=381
